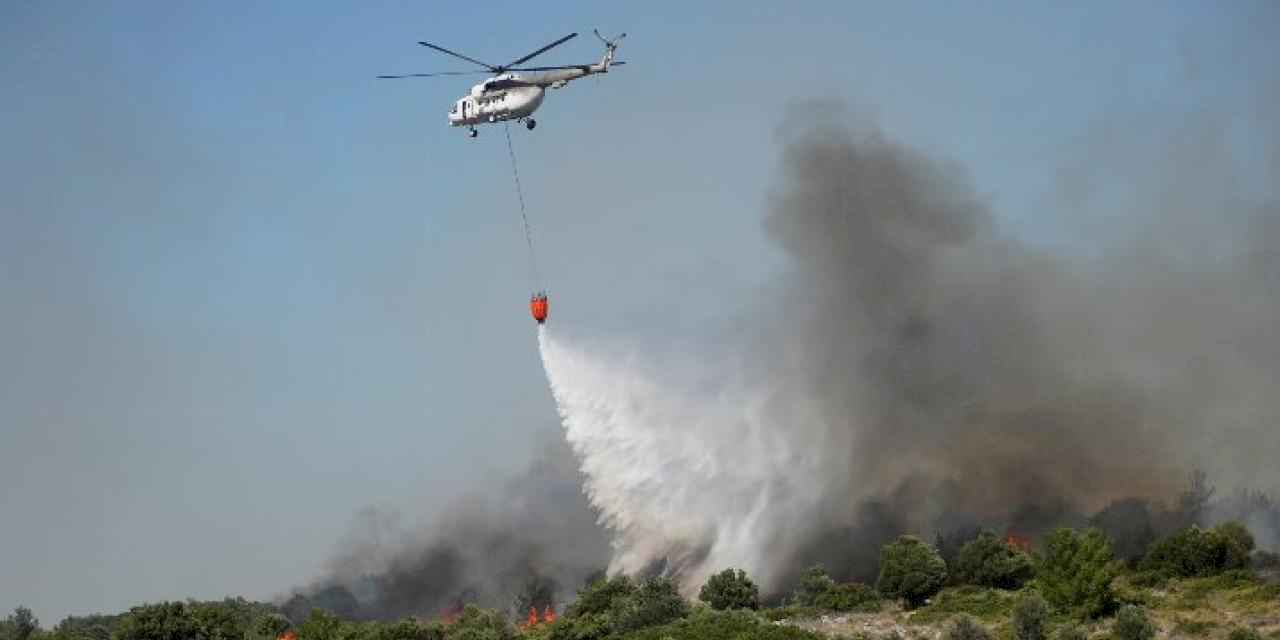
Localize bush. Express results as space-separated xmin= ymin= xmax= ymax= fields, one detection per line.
xmin=601 ymin=608 xmax=822 ymax=640
xmin=1216 ymin=521 xmax=1255 ymax=554
xmin=1141 ymin=522 xmax=1253 ymax=578
xmin=610 ymin=577 xmax=689 ymax=633
xmin=943 ymin=615 xmax=991 ymax=640
xmin=1034 ymin=528 xmax=1116 ymax=619
xmin=567 ymin=576 xmax=636 ymax=617
xmin=114 ymin=603 xmax=202 ymax=640
xmin=1111 ymin=605 xmax=1154 ymax=640
xmin=250 ymin=614 xmax=292 ymax=640
xmin=814 ymin=583 xmax=879 ymax=612
xmin=443 ymin=605 xmax=511 ymax=640
xmin=789 ymin=567 xmax=879 ymax=612
xmin=1052 ymin=626 xmax=1086 ymax=640
xmin=1227 ymin=627 xmax=1263 ymax=640
xmin=1011 ymin=593 xmax=1049 ymax=640
xmin=791 ymin=567 xmax=835 ymax=607
xmin=876 ymin=536 xmax=947 ymax=609
xmin=954 ymin=531 xmax=1035 ymax=590
xmin=698 ymin=569 xmax=759 ymax=611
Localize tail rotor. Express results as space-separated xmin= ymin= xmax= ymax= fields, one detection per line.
xmin=593 ymin=28 xmax=627 ymax=50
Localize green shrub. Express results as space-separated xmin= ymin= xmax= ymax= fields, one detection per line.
xmin=942 ymin=615 xmax=991 ymax=640
xmin=1141 ymin=522 xmax=1253 ymax=578
xmin=567 ymin=576 xmax=636 ymax=618
xmin=789 ymin=566 xmax=879 ymax=612
xmin=791 ymin=567 xmax=835 ymax=607
xmin=601 ymin=608 xmax=822 ymax=640
xmin=1227 ymin=627 xmax=1263 ymax=640
xmin=1111 ymin=605 xmax=1154 ymax=640
xmin=876 ymin=536 xmax=948 ymax=609
xmin=610 ymin=577 xmax=689 ymax=633
xmin=249 ymin=614 xmax=292 ymax=640
xmin=698 ymin=569 xmax=759 ymax=611
xmin=1034 ymin=528 xmax=1116 ymax=619
xmin=954 ymin=531 xmax=1035 ymax=590
xmin=1011 ymin=592 xmax=1048 ymax=640
xmin=442 ymin=605 xmax=511 ymax=640
xmin=814 ymin=582 xmax=879 ymax=612
xmin=1052 ymin=626 xmax=1086 ymax=640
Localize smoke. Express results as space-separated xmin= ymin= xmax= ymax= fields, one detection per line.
xmin=538 ymin=99 xmax=1279 ymax=596
xmin=304 ymin=16 xmax=1279 ymax=610
xmin=292 ymin=436 xmax=611 ymax=620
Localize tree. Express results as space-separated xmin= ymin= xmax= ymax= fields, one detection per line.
xmin=1090 ymin=498 xmax=1158 ymax=565
xmin=566 ymin=575 xmax=635 ymax=618
xmin=113 ymin=603 xmax=201 ymax=640
xmin=1141 ymin=521 xmax=1253 ymax=578
xmin=372 ymin=620 xmax=444 ymax=640
xmin=953 ymin=530 xmax=1035 ymax=589
xmin=443 ymin=606 xmax=511 ymax=640
xmin=1011 ymin=593 xmax=1048 ymax=640
xmin=5 ymin=608 xmax=39 ymax=640
xmin=249 ymin=614 xmax=292 ymax=640
xmin=791 ymin=566 xmax=835 ymax=607
xmin=1176 ymin=469 xmax=1215 ymax=527
xmin=876 ymin=535 xmax=947 ymax=609
xmin=608 ymin=577 xmax=688 ymax=632
xmin=1034 ymin=528 xmax=1116 ymax=619
xmin=698 ymin=569 xmax=759 ymax=610
xmin=1112 ymin=605 xmax=1154 ymax=640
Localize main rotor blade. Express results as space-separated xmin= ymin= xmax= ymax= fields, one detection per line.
xmin=506 ymin=61 xmax=625 ymax=72
xmin=505 ymin=32 xmax=577 ymax=68
xmin=377 ymin=71 xmax=490 ymax=78
xmin=417 ymin=41 xmax=495 ymax=70
xmin=507 ymin=64 xmax=589 ymax=72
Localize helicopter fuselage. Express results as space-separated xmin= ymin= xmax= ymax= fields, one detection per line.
xmin=446 ymin=64 xmax=607 ymax=128
xmin=448 ymin=81 xmax=545 ymax=127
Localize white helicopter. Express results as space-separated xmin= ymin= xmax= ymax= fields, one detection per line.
xmin=378 ymin=29 xmax=626 ymax=138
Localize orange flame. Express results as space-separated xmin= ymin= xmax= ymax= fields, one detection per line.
xmin=277 ymin=631 xmax=297 ymax=640
xmin=543 ymin=606 xmax=556 ymax=624
xmin=1004 ymin=530 xmax=1032 ymax=553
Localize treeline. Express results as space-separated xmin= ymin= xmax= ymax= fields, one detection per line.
xmin=8 ymin=473 xmax=1279 ymax=640
xmin=6 ymin=510 xmax=1274 ymax=640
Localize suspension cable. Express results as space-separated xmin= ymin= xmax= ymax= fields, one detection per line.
xmin=504 ymin=122 xmax=542 ymax=292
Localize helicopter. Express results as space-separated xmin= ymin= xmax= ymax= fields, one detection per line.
xmin=378 ymin=29 xmax=626 ymax=138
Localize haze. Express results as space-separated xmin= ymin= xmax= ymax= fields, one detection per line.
xmin=2 ymin=0 xmax=1275 ymax=625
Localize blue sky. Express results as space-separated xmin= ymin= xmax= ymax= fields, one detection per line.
xmin=1 ymin=0 xmax=1273 ymax=624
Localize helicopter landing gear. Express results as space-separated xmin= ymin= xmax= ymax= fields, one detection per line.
xmin=468 ymin=127 xmax=478 ymax=138
xmin=525 ymin=118 xmax=537 ymax=131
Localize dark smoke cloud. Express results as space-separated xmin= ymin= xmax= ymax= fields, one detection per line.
xmin=290 ymin=435 xmax=610 ymax=620
xmin=304 ymin=23 xmax=1278 ymax=604
xmin=758 ymin=94 xmax=1279 ymax=582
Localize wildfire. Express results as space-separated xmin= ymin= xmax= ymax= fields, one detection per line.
xmin=277 ymin=631 xmax=297 ymax=640
xmin=520 ymin=605 xmax=557 ymax=631
xmin=1004 ymin=530 xmax=1033 ymax=553
xmin=438 ymin=601 xmax=465 ymax=624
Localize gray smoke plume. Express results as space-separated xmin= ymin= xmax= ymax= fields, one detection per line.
xmin=540 ymin=91 xmax=1279 ymax=596
xmin=290 ymin=436 xmax=610 ymax=620
xmin=309 ymin=17 xmax=1278 ymax=607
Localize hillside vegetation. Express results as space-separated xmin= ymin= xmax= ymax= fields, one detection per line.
xmin=7 ymin=472 xmax=1280 ymax=640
